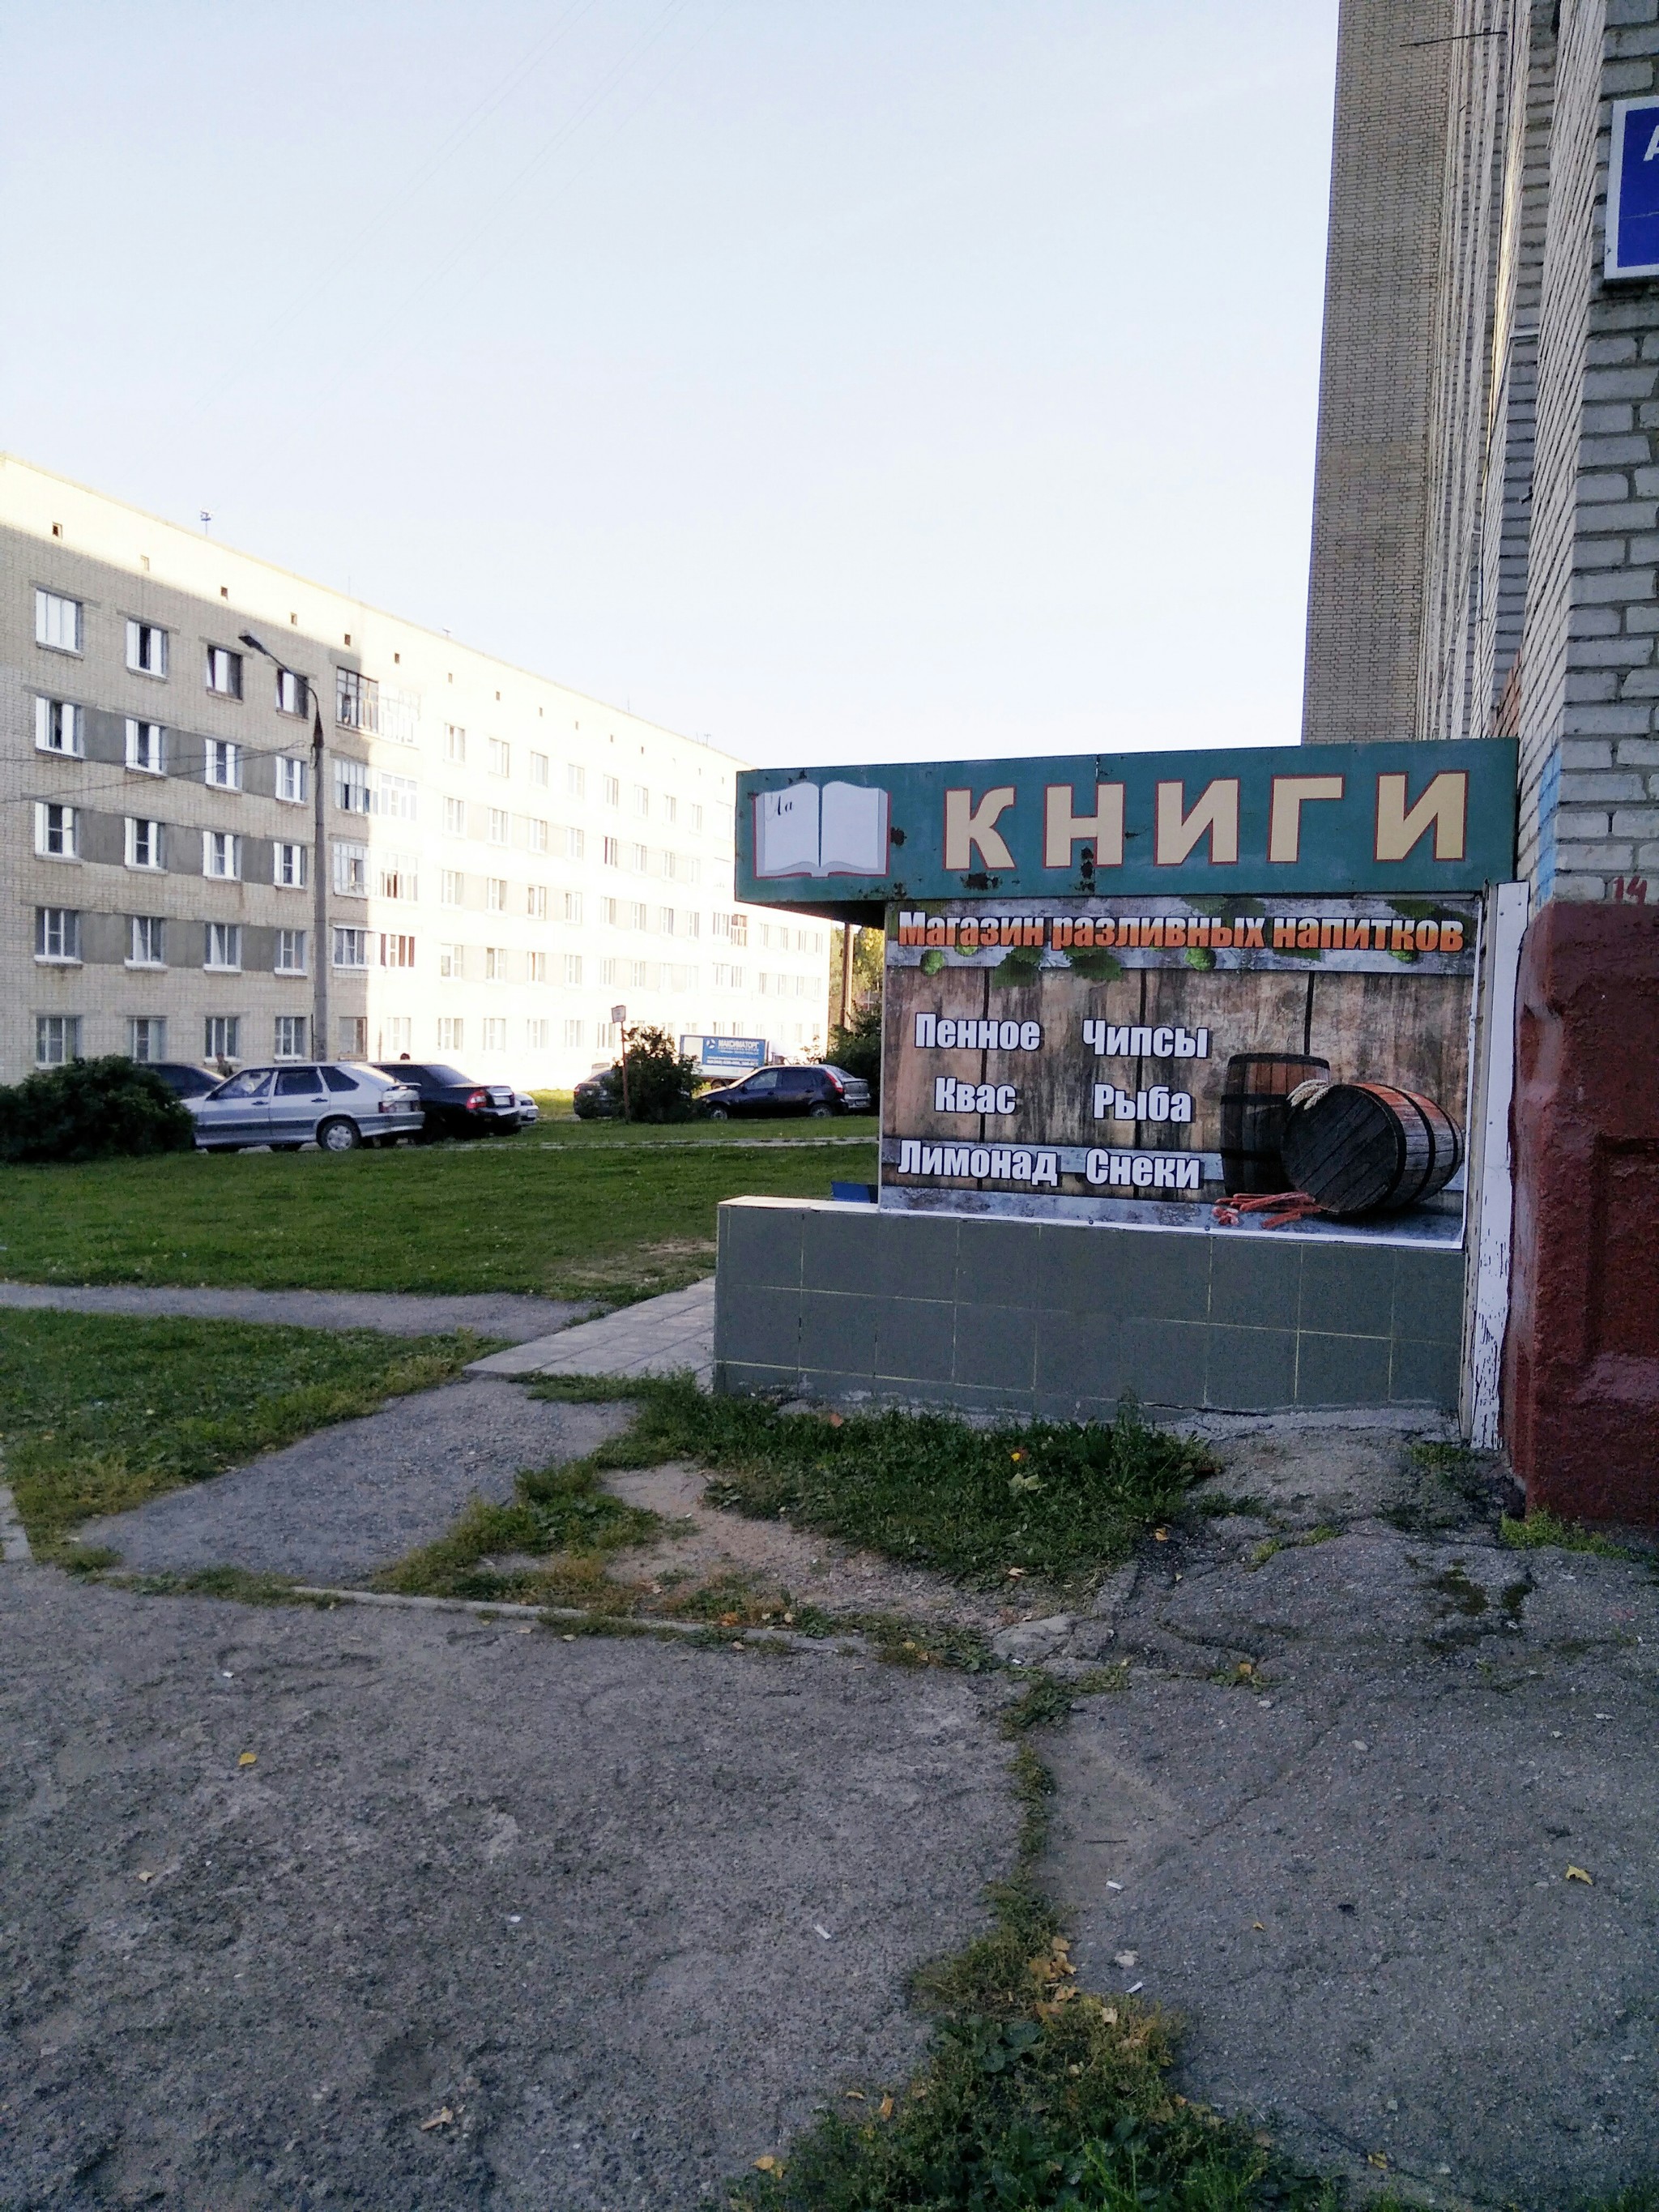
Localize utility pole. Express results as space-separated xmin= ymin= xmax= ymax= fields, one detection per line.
xmin=840 ymin=924 xmax=857 ymax=1031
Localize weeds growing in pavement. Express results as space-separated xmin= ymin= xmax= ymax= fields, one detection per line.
xmin=1499 ymin=1508 xmax=1648 ymax=1563
xmin=531 ymin=1374 xmax=1217 ymax=1587
xmin=371 ymin=1461 xmax=661 ymax=1602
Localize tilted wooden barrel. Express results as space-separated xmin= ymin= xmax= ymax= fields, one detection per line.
xmin=1280 ymin=1082 xmax=1463 ymax=1215
xmin=1219 ymin=1053 xmax=1331 ymax=1194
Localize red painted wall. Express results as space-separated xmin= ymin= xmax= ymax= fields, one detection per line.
xmin=1505 ymin=900 xmax=1659 ymax=1523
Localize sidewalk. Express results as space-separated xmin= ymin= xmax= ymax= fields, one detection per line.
xmin=0 ymin=1282 xmax=587 ymax=1342
xmin=467 ymin=1278 xmax=715 ymax=1386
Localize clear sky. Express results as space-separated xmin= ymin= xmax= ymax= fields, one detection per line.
xmin=1 ymin=1 xmax=1337 ymax=768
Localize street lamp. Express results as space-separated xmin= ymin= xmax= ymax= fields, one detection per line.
xmin=611 ymin=1003 xmax=630 ymax=1117
xmin=240 ymin=633 xmax=329 ymax=1061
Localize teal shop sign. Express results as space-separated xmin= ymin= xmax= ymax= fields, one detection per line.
xmin=735 ymin=739 xmax=1517 ymax=912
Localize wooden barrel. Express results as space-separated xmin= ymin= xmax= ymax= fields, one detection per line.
xmin=1281 ymin=1083 xmax=1463 ymax=1215
xmin=1219 ymin=1053 xmax=1331 ymax=1194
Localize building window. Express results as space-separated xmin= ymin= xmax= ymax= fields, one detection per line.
xmin=488 ymin=737 xmax=510 ymax=777
xmin=528 ymin=818 xmax=548 ymax=854
xmin=444 ymin=796 xmax=466 ymax=835
xmin=130 ymin=916 xmax=166 ymax=967
xmin=203 ymin=831 xmax=240 ymax=880
xmin=629 ymin=843 xmax=649 ymax=873
xmin=35 ymin=803 xmax=78 ymax=859
xmin=481 ymin=1017 xmax=508 ymax=1051
xmin=663 ymin=794 xmax=679 ymax=825
xmin=205 ymin=922 xmax=242 ymax=971
xmin=335 ymin=758 xmax=371 ymax=813
xmin=445 ymin=724 xmax=466 ymax=763
xmin=35 ymin=589 xmax=83 ymax=653
xmin=379 ymin=685 xmax=420 ymax=746
xmin=338 ymin=1016 xmax=368 ymax=1059
xmin=531 ymin=751 xmax=549 ymax=787
xmin=600 ymin=898 xmax=619 ymax=927
xmin=567 ymin=763 xmax=586 ymax=800
xmin=488 ymin=808 xmax=510 ymax=846
xmin=126 ymin=719 xmax=165 ymax=774
xmin=527 ymin=1018 xmax=549 ymax=1050
xmin=120 ymin=817 xmax=161 ymax=871
xmin=629 ymin=960 xmax=648 ymax=989
xmin=691 ymin=803 xmax=704 ymax=833
xmin=35 ymin=1014 xmax=82 ymax=1065
xmin=713 ymin=912 xmax=748 ymax=947
xmin=441 ymin=869 xmax=464 ymax=907
xmin=274 ymin=1014 xmax=309 ymax=1059
xmin=600 ymin=774 xmax=620 ymax=809
xmin=628 ymin=901 xmax=648 ymax=931
xmin=528 ymin=884 xmax=548 ymax=920
xmin=484 ymin=946 xmax=508 ymax=982
xmin=563 ymin=890 xmax=583 ymax=925
xmin=36 ymin=698 xmax=84 ymax=756
xmin=527 ymin=950 xmax=548 ymax=983
xmin=35 ymin=907 xmax=80 ymax=963
xmin=595 ymin=1021 xmax=621 ymax=1048
xmin=377 ymin=772 xmax=418 ymax=822
xmin=559 ymin=826 xmax=586 ymax=860
xmin=204 ymin=1014 xmax=241 ymax=1063
xmin=335 ymin=668 xmax=378 ymax=732
xmin=333 ymin=927 xmax=369 ymax=970
xmin=600 ymin=957 xmax=618 ymax=986
xmin=130 ymin=1017 xmax=166 ymax=1063
xmin=126 ymin=620 xmax=169 ymax=677
xmin=334 ymin=841 xmax=368 ymax=895
xmin=657 ymin=907 xmax=676 ymax=936
xmin=382 ymin=1015 xmax=412 ymax=1056
xmin=438 ymin=944 xmax=463 ymax=979
xmin=631 ymin=784 xmax=649 ymax=817
xmin=437 ymin=1016 xmax=464 ymax=1051
xmin=275 ymin=668 xmax=306 ymax=715
xmin=379 ymin=933 xmax=416 ymax=968
xmin=602 ymin=836 xmax=620 ymax=868
xmin=714 ymin=963 xmax=744 ymax=989
xmin=275 ymin=754 xmax=307 ymax=803
xmin=564 ymin=953 xmax=583 ymax=986
xmin=562 ymin=1018 xmax=585 ymax=1048
xmin=205 ymin=738 xmax=241 ymax=789
xmin=275 ymin=928 xmax=307 ymax=975
xmin=205 ymin=646 xmax=243 ymax=698
xmin=275 ymin=841 xmax=307 ymax=888
xmin=486 ymin=878 xmax=507 ymax=913
xmin=377 ymin=852 xmax=418 ymax=901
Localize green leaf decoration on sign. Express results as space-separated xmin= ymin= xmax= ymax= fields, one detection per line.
xmin=1066 ymin=949 xmax=1124 ymax=983
xmin=919 ymin=947 xmax=946 ymax=976
xmin=990 ymin=946 xmax=1044 ymax=988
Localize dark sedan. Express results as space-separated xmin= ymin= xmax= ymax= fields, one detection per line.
xmin=697 ymin=1065 xmax=869 ymax=1119
xmin=147 ymin=1061 xmax=220 ymax=1100
xmin=371 ymin=1062 xmax=530 ymax=1140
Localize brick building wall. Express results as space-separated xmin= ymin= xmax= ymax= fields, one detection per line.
xmin=1300 ymin=0 xmax=1455 ymax=746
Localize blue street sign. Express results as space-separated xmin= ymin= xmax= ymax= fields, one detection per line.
xmin=1606 ymin=98 xmax=1659 ymax=279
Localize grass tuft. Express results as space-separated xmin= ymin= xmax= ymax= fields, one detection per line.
xmin=1499 ymin=1508 xmax=1644 ymax=1561
xmin=533 ymin=1376 xmax=1218 ymax=1588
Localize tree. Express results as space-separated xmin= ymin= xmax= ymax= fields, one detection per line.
xmin=619 ymin=1025 xmax=698 ymax=1122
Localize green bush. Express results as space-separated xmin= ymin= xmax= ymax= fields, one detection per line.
xmin=618 ymin=1024 xmax=698 ymax=1122
xmin=828 ymin=1000 xmax=882 ymax=1085
xmin=0 ymin=1056 xmax=196 ymax=1165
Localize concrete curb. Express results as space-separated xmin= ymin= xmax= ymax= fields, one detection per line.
xmin=0 ymin=1477 xmax=33 ymax=1565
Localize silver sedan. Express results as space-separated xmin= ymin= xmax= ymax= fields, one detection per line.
xmin=190 ymin=1063 xmax=425 ymax=1152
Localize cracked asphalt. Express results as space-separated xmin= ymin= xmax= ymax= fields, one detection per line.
xmin=0 ymin=1573 xmax=1015 ymax=2211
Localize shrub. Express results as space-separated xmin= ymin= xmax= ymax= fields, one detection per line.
xmin=618 ymin=1024 xmax=698 ymax=1122
xmin=0 ymin=1056 xmax=196 ymax=1165
xmin=828 ymin=1000 xmax=882 ymax=1086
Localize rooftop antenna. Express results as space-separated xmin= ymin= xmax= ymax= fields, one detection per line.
xmin=199 ymin=510 xmax=212 ymax=534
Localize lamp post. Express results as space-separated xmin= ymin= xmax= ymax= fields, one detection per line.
xmin=240 ymin=634 xmax=328 ymax=1061
xmin=612 ymin=1003 xmax=629 ymax=1118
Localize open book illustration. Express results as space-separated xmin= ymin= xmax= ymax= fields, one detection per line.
xmin=754 ymin=780 xmax=891 ymax=878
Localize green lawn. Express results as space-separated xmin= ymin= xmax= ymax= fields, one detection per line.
xmin=0 ymin=1311 xmax=485 ymax=1557
xmin=0 ymin=1121 xmax=878 ymax=1300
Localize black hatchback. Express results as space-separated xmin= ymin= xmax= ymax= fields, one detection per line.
xmin=371 ymin=1062 xmax=528 ymax=1140
xmin=696 ymin=1065 xmax=869 ymax=1119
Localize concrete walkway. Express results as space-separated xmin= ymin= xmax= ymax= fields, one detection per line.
xmin=0 ymin=1282 xmax=588 ymax=1343
xmin=468 ymin=1277 xmax=715 ymax=1386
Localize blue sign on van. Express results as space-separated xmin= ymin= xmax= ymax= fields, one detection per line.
xmin=1606 ymin=99 xmax=1659 ymax=279
xmin=682 ymin=1034 xmax=768 ymax=1077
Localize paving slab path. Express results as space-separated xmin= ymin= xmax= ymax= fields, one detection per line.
xmin=0 ymin=1572 xmax=1013 ymax=2211
xmin=78 ymin=1381 xmax=632 ymax=1585
xmin=0 ymin=1280 xmax=590 ymax=1341
xmin=471 ymin=1277 xmax=714 ymax=1385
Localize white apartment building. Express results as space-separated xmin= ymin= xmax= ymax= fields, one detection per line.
xmin=0 ymin=455 xmax=832 ymax=1088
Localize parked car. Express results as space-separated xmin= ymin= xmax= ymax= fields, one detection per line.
xmin=696 ymin=1064 xmax=871 ymax=1119
xmin=370 ymin=1061 xmax=531 ymax=1140
xmin=147 ymin=1061 xmax=220 ymax=1100
xmin=514 ymin=1091 xmax=539 ymax=1126
xmin=190 ymin=1063 xmax=424 ymax=1152
xmin=573 ymin=1067 xmax=625 ymax=1120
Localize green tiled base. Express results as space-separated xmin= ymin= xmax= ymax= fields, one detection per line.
xmin=714 ymin=1199 xmax=1465 ymax=1419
